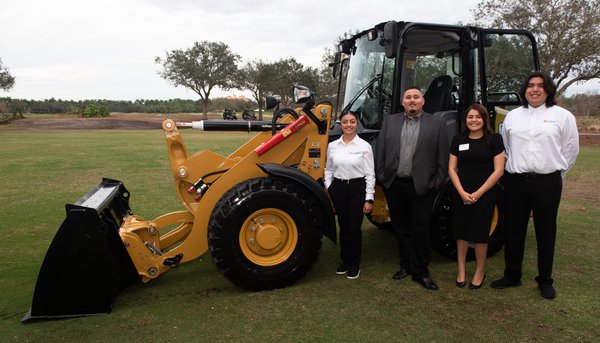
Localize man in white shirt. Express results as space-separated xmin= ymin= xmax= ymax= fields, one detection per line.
xmin=491 ymin=71 xmax=579 ymax=299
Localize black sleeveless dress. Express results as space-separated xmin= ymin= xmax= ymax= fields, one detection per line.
xmin=450 ymin=133 xmax=504 ymax=243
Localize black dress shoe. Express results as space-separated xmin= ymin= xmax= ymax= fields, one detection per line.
xmin=468 ymin=274 xmax=485 ymax=289
xmin=490 ymin=277 xmax=522 ymax=289
xmin=392 ymin=269 xmax=409 ymax=280
xmin=456 ymin=280 xmax=466 ymax=288
xmin=412 ymin=276 xmax=439 ymax=290
xmin=538 ymin=283 xmax=557 ymax=299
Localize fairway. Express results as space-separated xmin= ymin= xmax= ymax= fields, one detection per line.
xmin=1 ymin=129 xmax=599 ymax=342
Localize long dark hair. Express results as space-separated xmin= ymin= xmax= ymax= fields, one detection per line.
xmin=519 ymin=70 xmax=557 ymax=108
xmin=459 ymin=104 xmax=493 ymax=144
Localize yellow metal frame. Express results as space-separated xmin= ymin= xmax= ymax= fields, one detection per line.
xmin=120 ymin=104 xmax=332 ymax=282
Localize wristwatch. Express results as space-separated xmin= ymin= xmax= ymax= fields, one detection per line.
xmin=366 ymin=199 xmax=374 ymax=204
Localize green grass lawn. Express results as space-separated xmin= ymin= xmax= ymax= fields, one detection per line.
xmin=0 ymin=129 xmax=598 ymax=342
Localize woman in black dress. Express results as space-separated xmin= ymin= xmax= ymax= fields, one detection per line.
xmin=449 ymin=104 xmax=505 ymax=289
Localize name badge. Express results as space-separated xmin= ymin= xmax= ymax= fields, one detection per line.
xmin=459 ymin=143 xmax=469 ymax=151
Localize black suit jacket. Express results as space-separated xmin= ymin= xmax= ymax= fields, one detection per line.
xmin=375 ymin=111 xmax=449 ymax=195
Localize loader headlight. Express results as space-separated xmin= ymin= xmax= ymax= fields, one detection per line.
xmin=367 ymin=29 xmax=379 ymax=41
xmin=293 ymin=85 xmax=312 ymax=104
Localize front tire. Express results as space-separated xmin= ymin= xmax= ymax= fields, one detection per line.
xmin=208 ymin=177 xmax=323 ymax=290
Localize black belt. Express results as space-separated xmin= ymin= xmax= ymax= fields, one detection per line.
xmin=334 ymin=177 xmax=365 ymax=184
xmin=395 ymin=177 xmax=413 ymax=183
xmin=512 ymin=171 xmax=560 ymax=179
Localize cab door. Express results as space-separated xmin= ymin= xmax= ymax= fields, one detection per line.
xmin=476 ymin=29 xmax=540 ymax=132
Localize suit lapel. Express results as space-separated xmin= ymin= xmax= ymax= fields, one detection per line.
xmin=397 ymin=114 xmax=405 ymax=136
xmin=414 ymin=112 xmax=428 ymax=155
xmin=395 ymin=114 xmax=405 ymax=160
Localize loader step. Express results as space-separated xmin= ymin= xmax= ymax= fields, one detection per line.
xmin=163 ymin=253 xmax=184 ymax=266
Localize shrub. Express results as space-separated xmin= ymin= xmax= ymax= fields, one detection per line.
xmin=81 ymin=104 xmax=110 ymax=117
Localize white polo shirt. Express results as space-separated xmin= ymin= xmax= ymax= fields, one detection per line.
xmin=501 ymin=104 xmax=579 ymax=178
xmin=324 ymin=135 xmax=376 ymax=201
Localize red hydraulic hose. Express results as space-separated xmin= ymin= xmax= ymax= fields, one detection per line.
xmin=254 ymin=115 xmax=310 ymax=156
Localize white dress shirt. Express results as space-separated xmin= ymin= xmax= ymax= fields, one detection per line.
xmin=324 ymin=135 xmax=376 ymax=201
xmin=501 ymin=104 xmax=579 ymax=178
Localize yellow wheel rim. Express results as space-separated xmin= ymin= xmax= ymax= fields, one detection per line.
xmin=239 ymin=208 xmax=298 ymax=266
xmin=489 ymin=205 xmax=499 ymax=236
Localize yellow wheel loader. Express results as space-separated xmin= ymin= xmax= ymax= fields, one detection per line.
xmin=24 ymin=20 xmax=540 ymax=322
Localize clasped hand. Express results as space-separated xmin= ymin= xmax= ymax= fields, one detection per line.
xmin=461 ymin=192 xmax=478 ymax=205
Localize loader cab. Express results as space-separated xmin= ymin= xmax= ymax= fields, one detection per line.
xmin=332 ymin=21 xmax=539 ymax=141
xmin=331 ymin=20 xmax=539 ymax=258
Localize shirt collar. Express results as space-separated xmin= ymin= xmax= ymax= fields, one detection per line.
xmin=339 ymin=135 xmax=359 ymax=146
xmin=404 ymin=112 xmax=422 ymax=121
xmin=527 ymin=103 xmax=548 ymax=114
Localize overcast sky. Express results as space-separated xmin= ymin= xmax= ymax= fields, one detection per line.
xmin=1 ymin=0 xmax=597 ymax=101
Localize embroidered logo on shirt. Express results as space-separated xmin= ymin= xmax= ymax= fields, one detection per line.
xmin=543 ymin=119 xmax=558 ymax=123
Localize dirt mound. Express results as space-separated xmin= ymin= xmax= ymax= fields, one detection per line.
xmin=0 ymin=113 xmax=204 ymax=131
xmin=579 ymin=133 xmax=600 ymax=145
xmin=8 ymin=117 xmax=163 ymax=130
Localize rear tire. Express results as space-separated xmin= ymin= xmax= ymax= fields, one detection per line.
xmin=430 ymin=184 xmax=504 ymax=260
xmin=430 ymin=186 xmax=457 ymax=258
xmin=208 ymin=177 xmax=323 ymax=290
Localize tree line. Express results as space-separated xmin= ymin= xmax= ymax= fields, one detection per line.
xmin=0 ymin=97 xmax=259 ymax=117
xmin=2 ymin=92 xmax=597 ymax=119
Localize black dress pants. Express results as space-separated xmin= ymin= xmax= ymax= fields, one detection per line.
xmin=384 ymin=177 xmax=435 ymax=277
xmin=329 ymin=178 xmax=366 ymax=268
xmin=503 ymin=171 xmax=562 ymax=285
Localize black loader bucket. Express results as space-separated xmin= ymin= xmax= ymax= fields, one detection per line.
xmin=22 ymin=178 xmax=141 ymax=323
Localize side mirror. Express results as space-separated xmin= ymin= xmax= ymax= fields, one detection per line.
xmin=382 ymin=21 xmax=398 ymax=58
xmin=293 ymin=85 xmax=313 ymax=104
xmin=264 ymin=95 xmax=281 ymax=110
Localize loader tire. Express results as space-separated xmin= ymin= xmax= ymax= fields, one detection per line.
xmin=430 ymin=184 xmax=504 ymax=260
xmin=208 ymin=177 xmax=324 ymax=290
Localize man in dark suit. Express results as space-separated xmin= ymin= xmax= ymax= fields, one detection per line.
xmin=375 ymin=87 xmax=449 ymax=290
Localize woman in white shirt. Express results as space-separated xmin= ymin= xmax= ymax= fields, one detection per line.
xmin=324 ymin=111 xmax=376 ymax=280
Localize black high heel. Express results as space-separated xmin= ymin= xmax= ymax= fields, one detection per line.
xmin=469 ymin=274 xmax=486 ymax=289
xmin=456 ymin=280 xmax=466 ymax=288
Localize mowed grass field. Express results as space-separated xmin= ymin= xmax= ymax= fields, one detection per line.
xmin=0 ymin=128 xmax=599 ymax=342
